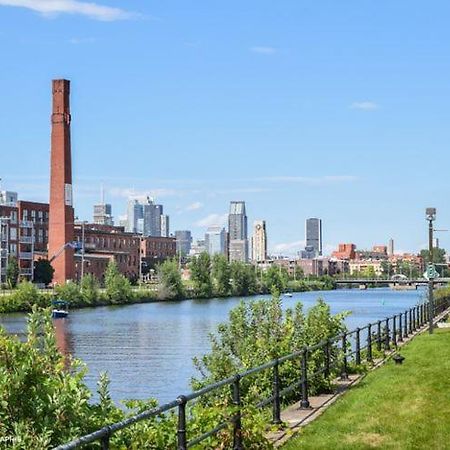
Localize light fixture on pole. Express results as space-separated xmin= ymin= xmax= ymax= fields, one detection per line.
xmin=425 ymin=208 xmax=436 ymax=334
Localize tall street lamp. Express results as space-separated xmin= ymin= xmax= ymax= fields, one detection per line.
xmin=426 ymin=208 xmax=436 ymax=334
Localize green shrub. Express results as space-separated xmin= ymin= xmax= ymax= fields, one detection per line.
xmin=80 ymin=274 xmax=100 ymax=305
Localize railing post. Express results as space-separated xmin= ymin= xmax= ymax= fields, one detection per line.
xmin=355 ymin=328 xmax=361 ymax=366
xmin=367 ymin=324 xmax=373 ymax=362
xmin=340 ymin=333 xmax=349 ymax=380
xmin=409 ymin=309 xmax=413 ymax=334
xmin=272 ymin=359 xmax=281 ymax=425
xmin=300 ymin=348 xmax=311 ymax=409
xmin=232 ymin=375 xmax=243 ymax=450
xmin=412 ymin=307 xmax=416 ymax=332
xmin=101 ymin=432 xmax=110 ymax=450
xmin=177 ymin=395 xmax=188 ymax=450
xmin=377 ymin=320 xmax=382 ymax=352
xmin=398 ymin=313 xmax=403 ymax=342
xmin=384 ymin=318 xmax=390 ymax=351
xmin=392 ymin=316 xmax=397 ymax=347
xmin=324 ymin=339 xmax=331 ymax=378
xmin=404 ymin=311 xmax=408 ymax=337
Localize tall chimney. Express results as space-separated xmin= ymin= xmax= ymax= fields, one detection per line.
xmin=48 ymin=79 xmax=75 ymax=284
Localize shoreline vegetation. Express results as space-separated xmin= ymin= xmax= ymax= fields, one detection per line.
xmin=0 ymin=293 xmax=348 ymax=449
xmin=0 ymin=256 xmax=336 ymax=314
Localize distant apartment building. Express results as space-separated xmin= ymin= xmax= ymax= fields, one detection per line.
xmin=0 ymin=191 xmax=18 ymax=206
xmin=349 ymin=260 xmax=384 ymax=277
xmin=93 ymin=203 xmax=113 ymax=226
xmin=0 ymin=199 xmax=49 ymax=282
xmin=252 ymin=220 xmax=267 ymax=262
xmin=205 ymin=226 xmax=226 ymax=256
xmin=175 ymin=230 xmax=192 ymax=255
xmin=190 ymin=239 xmax=207 ymax=257
xmin=332 ymin=243 xmax=357 ymax=260
xmin=305 ymin=218 xmax=322 ymax=257
xmin=228 ymin=201 xmax=248 ymax=262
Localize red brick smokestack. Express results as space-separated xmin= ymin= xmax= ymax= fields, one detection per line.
xmin=48 ymin=79 xmax=75 ymax=284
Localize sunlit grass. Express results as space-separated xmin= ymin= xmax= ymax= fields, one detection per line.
xmin=283 ymin=329 xmax=450 ymax=449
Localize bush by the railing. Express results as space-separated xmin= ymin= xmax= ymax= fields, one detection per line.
xmin=192 ymin=293 xmax=348 ymax=404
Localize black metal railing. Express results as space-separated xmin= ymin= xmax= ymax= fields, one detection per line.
xmin=54 ymin=296 xmax=450 ymax=450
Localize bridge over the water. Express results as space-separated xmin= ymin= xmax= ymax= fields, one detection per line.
xmin=336 ymin=278 xmax=450 ymax=286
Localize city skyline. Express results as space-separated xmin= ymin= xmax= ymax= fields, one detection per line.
xmin=2 ymin=1 xmax=450 ymax=254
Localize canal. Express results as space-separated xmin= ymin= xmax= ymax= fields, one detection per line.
xmin=0 ymin=288 xmax=427 ymax=404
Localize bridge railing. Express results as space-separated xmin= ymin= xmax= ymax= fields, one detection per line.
xmin=53 ymin=296 xmax=450 ymax=450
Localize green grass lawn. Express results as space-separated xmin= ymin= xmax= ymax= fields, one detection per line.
xmin=283 ymin=329 xmax=450 ymax=450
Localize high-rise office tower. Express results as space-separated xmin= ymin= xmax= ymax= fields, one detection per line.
xmin=305 ymin=218 xmax=322 ymax=257
xmin=252 ymin=220 xmax=267 ymax=262
xmin=126 ymin=196 xmax=165 ymax=236
xmin=160 ymin=215 xmax=169 ymax=237
xmin=228 ymin=201 xmax=248 ymax=262
xmin=388 ymin=238 xmax=394 ymax=256
xmin=142 ymin=198 xmax=163 ymax=236
xmin=175 ymin=230 xmax=192 ymax=255
xmin=205 ymin=226 xmax=226 ymax=256
xmin=126 ymin=199 xmax=143 ymax=233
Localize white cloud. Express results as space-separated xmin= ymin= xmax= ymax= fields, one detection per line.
xmin=107 ymin=187 xmax=179 ymax=199
xmin=257 ymin=175 xmax=358 ymax=185
xmin=250 ymin=46 xmax=277 ymax=55
xmin=272 ymin=240 xmax=305 ymax=254
xmin=194 ymin=213 xmax=228 ymax=228
xmin=350 ymin=101 xmax=379 ymax=111
xmin=0 ymin=0 xmax=137 ymax=21
xmin=68 ymin=37 xmax=96 ymax=44
xmin=186 ymin=201 xmax=203 ymax=211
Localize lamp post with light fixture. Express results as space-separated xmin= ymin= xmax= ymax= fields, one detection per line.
xmin=426 ymin=208 xmax=436 ymax=334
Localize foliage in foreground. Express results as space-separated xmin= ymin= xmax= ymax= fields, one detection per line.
xmin=0 ymin=307 xmax=275 ymax=449
xmin=192 ymin=293 xmax=348 ymax=404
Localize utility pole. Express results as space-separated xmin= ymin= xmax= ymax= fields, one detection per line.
xmin=426 ymin=208 xmax=436 ymax=334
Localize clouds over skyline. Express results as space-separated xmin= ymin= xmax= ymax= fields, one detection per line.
xmin=194 ymin=213 xmax=228 ymax=228
xmin=350 ymin=101 xmax=379 ymax=111
xmin=0 ymin=0 xmax=137 ymax=21
xmin=250 ymin=46 xmax=277 ymax=55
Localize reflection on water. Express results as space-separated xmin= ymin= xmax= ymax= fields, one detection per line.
xmin=0 ymin=288 xmax=426 ymax=404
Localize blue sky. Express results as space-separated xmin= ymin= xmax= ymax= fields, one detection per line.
xmin=1 ymin=0 xmax=450 ymax=255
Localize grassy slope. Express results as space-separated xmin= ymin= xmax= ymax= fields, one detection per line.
xmin=283 ymin=329 xmax=450 ymax=450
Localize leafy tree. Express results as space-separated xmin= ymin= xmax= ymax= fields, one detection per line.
xmin=104 ymin=260 xmax=132 ymax=303
xmin=33 ymin=258 xmax=55 ymax=286
xmin=211 ymin=254 xmax=231 ymax=296
xmin=157 ymin=259 xmax=185 ymax=300
xmin=229 ymin=261 xmax=258 ymax=296
xmin=420 ymin=248 xmax=446 ymax=265
xmin=262 ymin=265 xmax=288 ymax=292
xmin=80 ymin=274 xmax=100 ymax=304
xmin=190 ymin=252 xmax=213 ymax=298
xmin=6 ymin=256 xmax=19 ymax=288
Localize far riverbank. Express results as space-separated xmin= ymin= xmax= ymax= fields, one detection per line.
xmin=0 ymin=278 xmax=335 ymax=314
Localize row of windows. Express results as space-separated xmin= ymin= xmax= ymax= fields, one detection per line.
xmin=22 ymin=209 xmax=49 ymax=223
